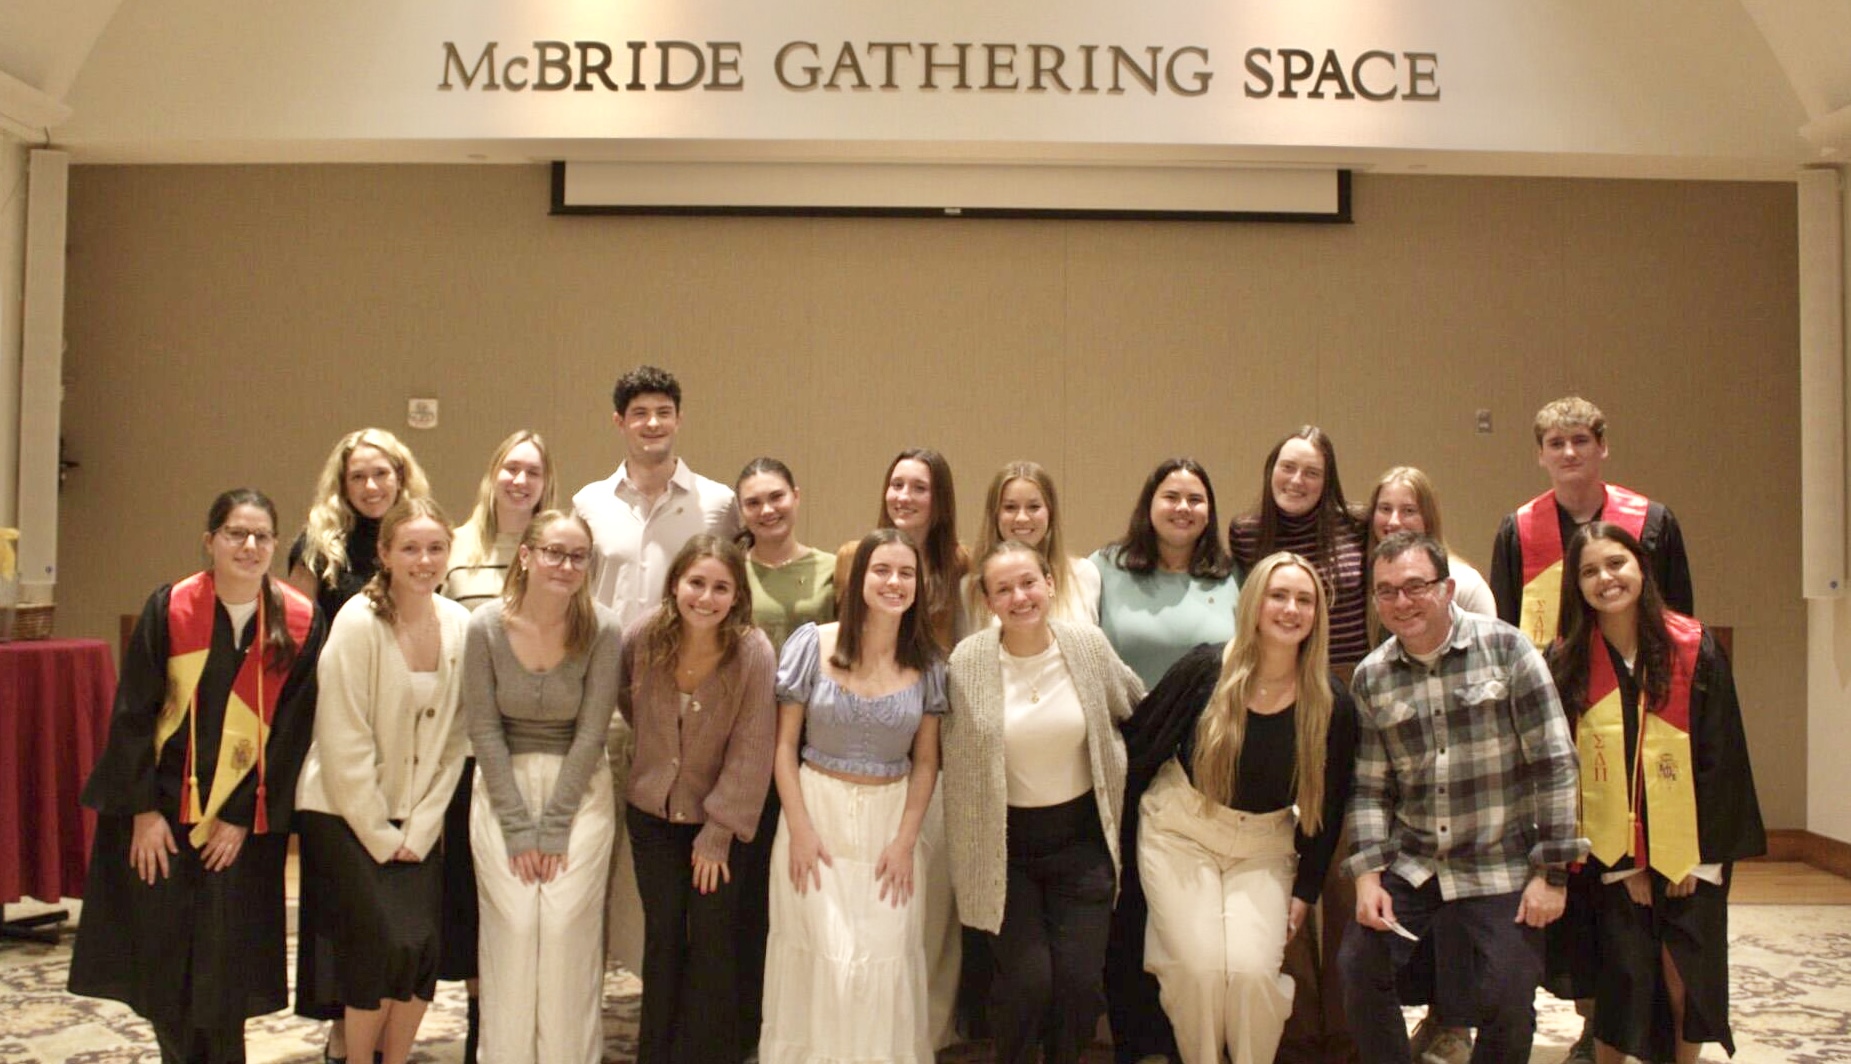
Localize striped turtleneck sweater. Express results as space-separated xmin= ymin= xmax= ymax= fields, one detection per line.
xmin=1229 ymin=509 xmax=1369 ymax=669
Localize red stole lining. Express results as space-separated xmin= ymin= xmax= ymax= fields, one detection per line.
xmin=162 ymin=570 xmax=313 ymax=837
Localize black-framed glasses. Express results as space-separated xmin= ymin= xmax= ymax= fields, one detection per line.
xmin=534 ymin=545 xmax=592 ymax=571
xmin=215 ymin=526 xmax=277 ymax=548
xmin=1372 ymin=578 xmax=1445 ymax=603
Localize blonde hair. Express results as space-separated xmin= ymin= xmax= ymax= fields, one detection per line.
xmin=501 ymin=510 xmax=599 ymax=658
xmin=966 ymin=461 xmax=1083 ymax=626
xmin=1190 ymin=552 xmax=1336 ymax=832
xmin=1364 ymin=467 xmax=1476 ymax=645
xmin=457 ymin=430 xmax=555 ymax=568
xmin=299 ymin=428 xmax=432 ymax=587
xmin=362 ymin=496 xmax=454 ymax=626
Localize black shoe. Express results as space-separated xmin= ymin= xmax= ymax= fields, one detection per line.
xmin=323 ymin=1044 xmax=346 ymax=1064
xmin=464 ymin=995 xmax=481 ymax=1064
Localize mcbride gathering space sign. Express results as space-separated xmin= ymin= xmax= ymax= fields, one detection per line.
xmin=58 ymin=0 xmax=1807 ymax=173
xmin=438 ymin=39 xmax=1441 ymax=103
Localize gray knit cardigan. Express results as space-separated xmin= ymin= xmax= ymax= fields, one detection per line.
xmin=942 ymin=620 xmax=1146 ymax=933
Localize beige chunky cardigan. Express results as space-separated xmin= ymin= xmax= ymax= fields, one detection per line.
xmin=942 ymin=620 xmax=1146 ymax=933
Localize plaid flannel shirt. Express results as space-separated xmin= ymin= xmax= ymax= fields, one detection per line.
xmin=1345 ymin=606 xmax=1587 ymax=899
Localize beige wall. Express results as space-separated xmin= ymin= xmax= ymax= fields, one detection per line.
xmin=58 ymin=165 xmax=1803 ymax=825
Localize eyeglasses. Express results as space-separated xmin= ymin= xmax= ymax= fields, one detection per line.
xmin=1372 ymin=578 xmax=1445 ymax=603
xmin=215 ymin=527 xmax=277 ymax=548
xmin=534 ymin=545 xmax=592 ymax=571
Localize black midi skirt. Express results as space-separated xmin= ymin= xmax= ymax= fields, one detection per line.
xmin=437 ymin=758 xmax=479 ymax=982
xmin=294 ymin=811 xmax=444 ymax=1016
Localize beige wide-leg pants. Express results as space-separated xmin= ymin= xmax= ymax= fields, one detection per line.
xmin=1139 ymin=759 xmax=1299 ymax=1064
xmin=472 ymin=754 xmax=615 ymax=1064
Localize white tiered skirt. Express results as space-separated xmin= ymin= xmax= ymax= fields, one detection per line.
xmin=758 ymin=765 xmax=933 ymax=1064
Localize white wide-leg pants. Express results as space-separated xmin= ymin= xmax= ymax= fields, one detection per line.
xmin=471 ymin=754 xmax=615 ymax=1064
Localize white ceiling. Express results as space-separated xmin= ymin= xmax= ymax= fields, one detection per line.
xmin=2 ymin=1 xmax=1847 ymax=178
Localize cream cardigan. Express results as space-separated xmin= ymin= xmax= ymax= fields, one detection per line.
xmin=943 ymin=620 xmax=1146 ymax=933
xmin=296 ymin=593 xmax=473 ymax=863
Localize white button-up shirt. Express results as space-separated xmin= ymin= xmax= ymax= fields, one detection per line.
xmin=573 ymin=457 xmax=739 ymax=627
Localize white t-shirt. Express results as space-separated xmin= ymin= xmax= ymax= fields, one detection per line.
xmin=999 ymin=640 xmax=1091 ymax=807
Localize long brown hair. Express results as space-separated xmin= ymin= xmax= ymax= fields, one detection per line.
xmin=1190 ymin=552 xmax=1337 ymax=832
xmin=875 ymin=448 xmax=965 ymax=631
xmin=831 ymin=528 xmax=940 ymax=673
xmin=362 ymin=496 xmax=454 ymax=626
xmin=205 ymin=487 xmax=298 ymax=670
xmin=500 ymin=510 xmax=599 ymax=658
xmin=1546 ymin=522 xmax=1671 ymax=724
xmin=635 ymin=534 xmax=756 ymax=674
xmin=1240 ymin=426 xmax=1364 ymax=569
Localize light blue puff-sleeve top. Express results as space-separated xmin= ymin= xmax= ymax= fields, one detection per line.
xmin=774 ymin=622 xmax=947 ymax=780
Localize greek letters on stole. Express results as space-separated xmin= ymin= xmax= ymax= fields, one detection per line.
xmin=1577 ymin=611 xmax=1703 ymax=882
xmin=1515 ymin=484 xmax=1649 ymax=648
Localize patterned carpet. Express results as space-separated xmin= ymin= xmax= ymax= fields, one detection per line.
xmin=0 ymin=901 xmax=1844 ymax=1062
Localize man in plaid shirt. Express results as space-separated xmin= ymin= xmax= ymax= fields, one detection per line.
xmin=1338 ymin=531 xmax=1587 ymax=1064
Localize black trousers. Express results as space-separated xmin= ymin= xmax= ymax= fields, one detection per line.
xmin=628 ymin=806 xmax=744 ymax=1064
xmin=730 ymin=785 xmax=779 ymax=1057
xmin=1339 ymin=873 xmax=1543 ymax=1064
xmin=988 ymin=794 xmax=1115 ymax=1064
xmin=153 ymin=1020 xmax=244 ymax=1064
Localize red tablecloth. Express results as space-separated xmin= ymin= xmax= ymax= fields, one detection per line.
xmin=0 ymin=638 xmax=116 ymax=903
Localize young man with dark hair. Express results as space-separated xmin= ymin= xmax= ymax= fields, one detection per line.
xmin=573 ymin=364 xmax=739 ymax=988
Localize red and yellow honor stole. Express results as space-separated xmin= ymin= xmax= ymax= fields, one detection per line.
xmin=1514 ymin=484 xmax=1650 ymax=648
xmin=1577 ymin=612 xmax=1703 ymax=882
xmin=152 ymin=571 xmax=314 ymax=846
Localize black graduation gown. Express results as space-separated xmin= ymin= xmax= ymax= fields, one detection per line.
xmin=1586 ymin=630 xmax=1764 ymax=1060
xmin=68 ymin=585 xmax=325 ymax=1032
xmin=1489 ymin=497 xmax=1695 ymax=623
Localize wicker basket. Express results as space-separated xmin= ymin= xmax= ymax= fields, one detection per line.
xmin=3 ymin=602 xmax=53 ymax=641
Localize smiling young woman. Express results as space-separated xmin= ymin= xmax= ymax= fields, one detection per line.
xmin=964 ymin=461 xmax=1101 ymax=631
xmin=837 ymin=448 xmax=967 ymax=655
xmin=288 ymin=428 xmax=433 ymax=627
xmin=762 ymin=529 xmax=948 ymax=1064
xmin=1114 ymin=551 xmax=1358 ymax=1064
xmin=70 ymin=488 xmax=325 ymax=1064
xmin=736 ymin=457 xmax=836 ymax=655
xmin=942 ymin=541 xmax=1144 ymax=1064
xmin=1230 ymin=427 xmax=1370 ymax=673
xmin=434 ymin=429 xmax=558 ymax=1061
xmin=293 ymin=497 xmax=472 ymax=1064
xmin=1546 ymin=523 xmax=1764 ymax=1064
xmin=1090 ymin=457 xmax=1239 ymax=692
xmin=832 ymin=449 xmax=967 ymax=1049
xmin=620 ymin=534 xmax=777 ymax=1064
xmin=464 ymin=510 xmax=622 ymax=1064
